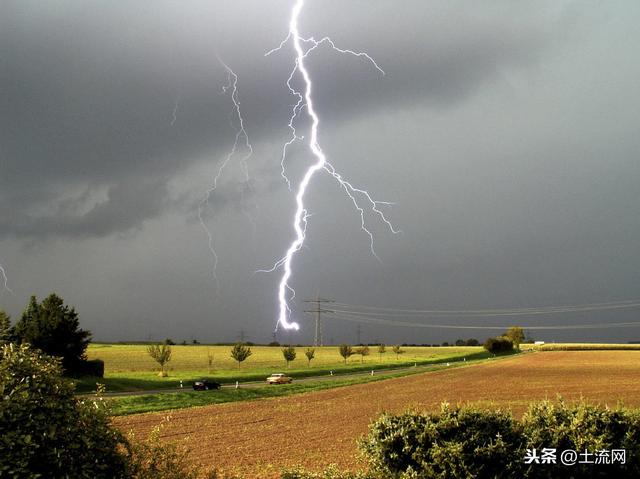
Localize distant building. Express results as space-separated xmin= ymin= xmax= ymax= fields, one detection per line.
xmin=534 ymin=341 xmax=545 ymax=346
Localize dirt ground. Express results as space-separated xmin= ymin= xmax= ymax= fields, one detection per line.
xmin=115 ymin=351 xmax=640 ymax=477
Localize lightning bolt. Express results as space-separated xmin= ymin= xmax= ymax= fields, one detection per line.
xmin=0 ymin=263 xmax=13 ymax=295
xmin=170 ymin=93 xmax=180 ymax=126
xmin=264 ymin=0 xmax=398 ymax=331
xmin=198 ymin=59 xmax=253 ymax=295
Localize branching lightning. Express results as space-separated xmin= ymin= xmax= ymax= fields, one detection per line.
xmin=0 ymin=263 xmax=13 ymax=295
xmin=198 ymin=59 xmax=253 ymax=295
xmin=264 ymin=0 xmax=398 ymax=331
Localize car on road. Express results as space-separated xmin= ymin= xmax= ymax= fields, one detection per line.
xmin=266 ymin=373 xmax=293 ymax=384
xmin=192 ymin=379 xmax=221 ymax=390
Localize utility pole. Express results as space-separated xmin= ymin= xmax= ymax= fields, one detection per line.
xmin=237 ymin=329 xmax=246 ymax=343
xmin=304 ymin=293 xmax=334 ymax=347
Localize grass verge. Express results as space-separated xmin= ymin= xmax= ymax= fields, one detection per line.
xmin=76 ymin=349 xmax=493 ymax=393
xmin=106 ymin=353 xmax=517 ymax=415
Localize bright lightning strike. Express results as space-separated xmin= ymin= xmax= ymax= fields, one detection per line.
xmin=265 ymin=0 xmax=398 ymax=331
xmin=198 ymin=59 xmax=253 ymax=295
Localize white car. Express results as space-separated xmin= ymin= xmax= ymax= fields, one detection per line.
xmin=266 ymin=373 xmax=293 ymax=384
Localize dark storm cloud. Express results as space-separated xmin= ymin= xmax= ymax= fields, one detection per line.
xmin=0 ymin=177 xmax=169 ymax=239
xmin=1 ymin=0 xmax=552 ymax=239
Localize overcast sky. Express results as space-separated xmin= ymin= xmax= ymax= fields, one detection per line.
xmin=1 ymin=0 xmax=639 ymax=344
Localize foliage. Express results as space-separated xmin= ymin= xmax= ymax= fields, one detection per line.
xmin=0 ymin=343 xmax=129 ymax=478
xmin=505 ymin=327 xmax=525 ymax=348
xmin=0 ymin=310 xmax=10 ymax=344
xmin=11 ymin=293 xmax=92 ymax=374
xmin=147 ymin=343 xmax=172 ymax=377
xmin=305 ymin=347 xmax=315 ymax=366
xmin=465 ymin=338 xmax=479 ymax=346
xmin=359 ymin=400 xmax=640 ymax=478
xmin=230 ymin=343 xmax=252 ymax=368
xmin=361 ymin=403 xmax=524 ymax=478
xmin=391 ymin=345 xmax=404 ymax=359
xmin=338 ymin=344 xmax=353 ymax=364
xmin=377 ymin=344 xmax=386 ymax=359
xmin=355 ymin=345 xmax=370 ymax=363
xmin=483 ymin=336 xmax=514 ymax=354
xmin=282 ymin=346 xmax=297 ymax=367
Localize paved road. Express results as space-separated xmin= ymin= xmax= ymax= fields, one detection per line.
xmin=84 ymin=356 xmax=496 ymax=398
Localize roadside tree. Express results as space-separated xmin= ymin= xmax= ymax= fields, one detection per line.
xmin=282 ymin=346 xmax=296 ymax=368
xmin=392 ymin=345 xmax=404 ymax=360
xmin=355 ymin=345 xmax=370 ymax=363
xmin=339 ymin=344 xmax=353 ymax=364
xmin=377 ymin=343 xmax=386 ymax=361
xmin=305 ymin=347 xmax=315 ymax=366
xmin=147 ymin=343 xmax=172 ymax=377
xmin=505 ymin=326 xmax=525 ymax=349
xmin=230 ymin=343 xmax=252 ymax=368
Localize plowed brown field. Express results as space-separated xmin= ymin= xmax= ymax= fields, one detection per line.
xmin=115 ymin=351 xmax=640 ymax=477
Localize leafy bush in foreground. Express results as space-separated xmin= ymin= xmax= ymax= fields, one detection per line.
xmin=360 ymin=404 xmax=524 ymax=478
xmin=0 ymin=343 xmax=128 ymax=478
xmin=359 ymin=400 xmax=640 ymax=478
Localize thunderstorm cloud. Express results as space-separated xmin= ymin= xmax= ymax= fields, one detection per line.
xmin=1 ymin=1 xmax=639 ymax=344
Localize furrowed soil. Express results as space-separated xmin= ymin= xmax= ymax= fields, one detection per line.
xmin=115 ymin=351 xmax=640 ymax=478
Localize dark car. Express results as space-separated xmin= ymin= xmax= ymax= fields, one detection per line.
xmin=192 ymin=379 xmax=221 ymax=390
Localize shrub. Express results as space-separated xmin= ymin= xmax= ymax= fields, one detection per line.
xmin=0 ymin=343 xmax=128 ymax=478
xmin=483 ymin=336 xmax=514 ymax=353
xmin=521 ymin=398 xmax=640 ymax=478
xmin=359 ymin=400 xmax=640 ymax=478
xmin=361 ymin=404 xmax=524 ymax=478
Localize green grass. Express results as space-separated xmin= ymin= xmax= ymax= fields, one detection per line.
xmin=106 ymin=355 xmax=514 ymax=415
xmin=77 ymin=344 xmax=488 ymax=393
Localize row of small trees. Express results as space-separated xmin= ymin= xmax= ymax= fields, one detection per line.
xmin=145 ymin=342 xmax=411 ymax=373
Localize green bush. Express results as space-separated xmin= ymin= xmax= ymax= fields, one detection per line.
xmin=358 ymin=400 xmax=640 ymax=479
xmin=483 ymin=336 xmax=514 ymax=354
xmin=0 ymin=343 xmax=128 ymax=478
xmin=360 ymin=404 xmax=524 ymax=478
xmin=521 ymin=399 xmax=640 ymax=478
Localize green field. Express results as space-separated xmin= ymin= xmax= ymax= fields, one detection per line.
xmin=80 ymin=344 xmax=489 ymax=393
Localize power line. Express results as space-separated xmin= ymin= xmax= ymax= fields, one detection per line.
xmin=329 ymin=299 xmax=640 ymax=317
xmin=325 ymin=311 xmax=640 ymax=330
xmin=304 ymin=294 xmax=334 ymax=346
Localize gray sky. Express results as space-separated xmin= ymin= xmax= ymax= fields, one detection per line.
xmin=2 ymin=0 xmax=639 ymax=344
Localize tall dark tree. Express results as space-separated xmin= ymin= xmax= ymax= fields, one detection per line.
xmin=12 ymin=294 xmax=91 ymax=374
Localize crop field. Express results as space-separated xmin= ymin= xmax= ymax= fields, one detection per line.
xmin=115 ymin=350 xmax=640 ymax=478
xmin=83 ymin=344 xmax=486 ymax=392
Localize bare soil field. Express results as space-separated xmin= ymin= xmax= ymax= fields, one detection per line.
xmin=115 ymin=351 xmax=640 ymax=477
